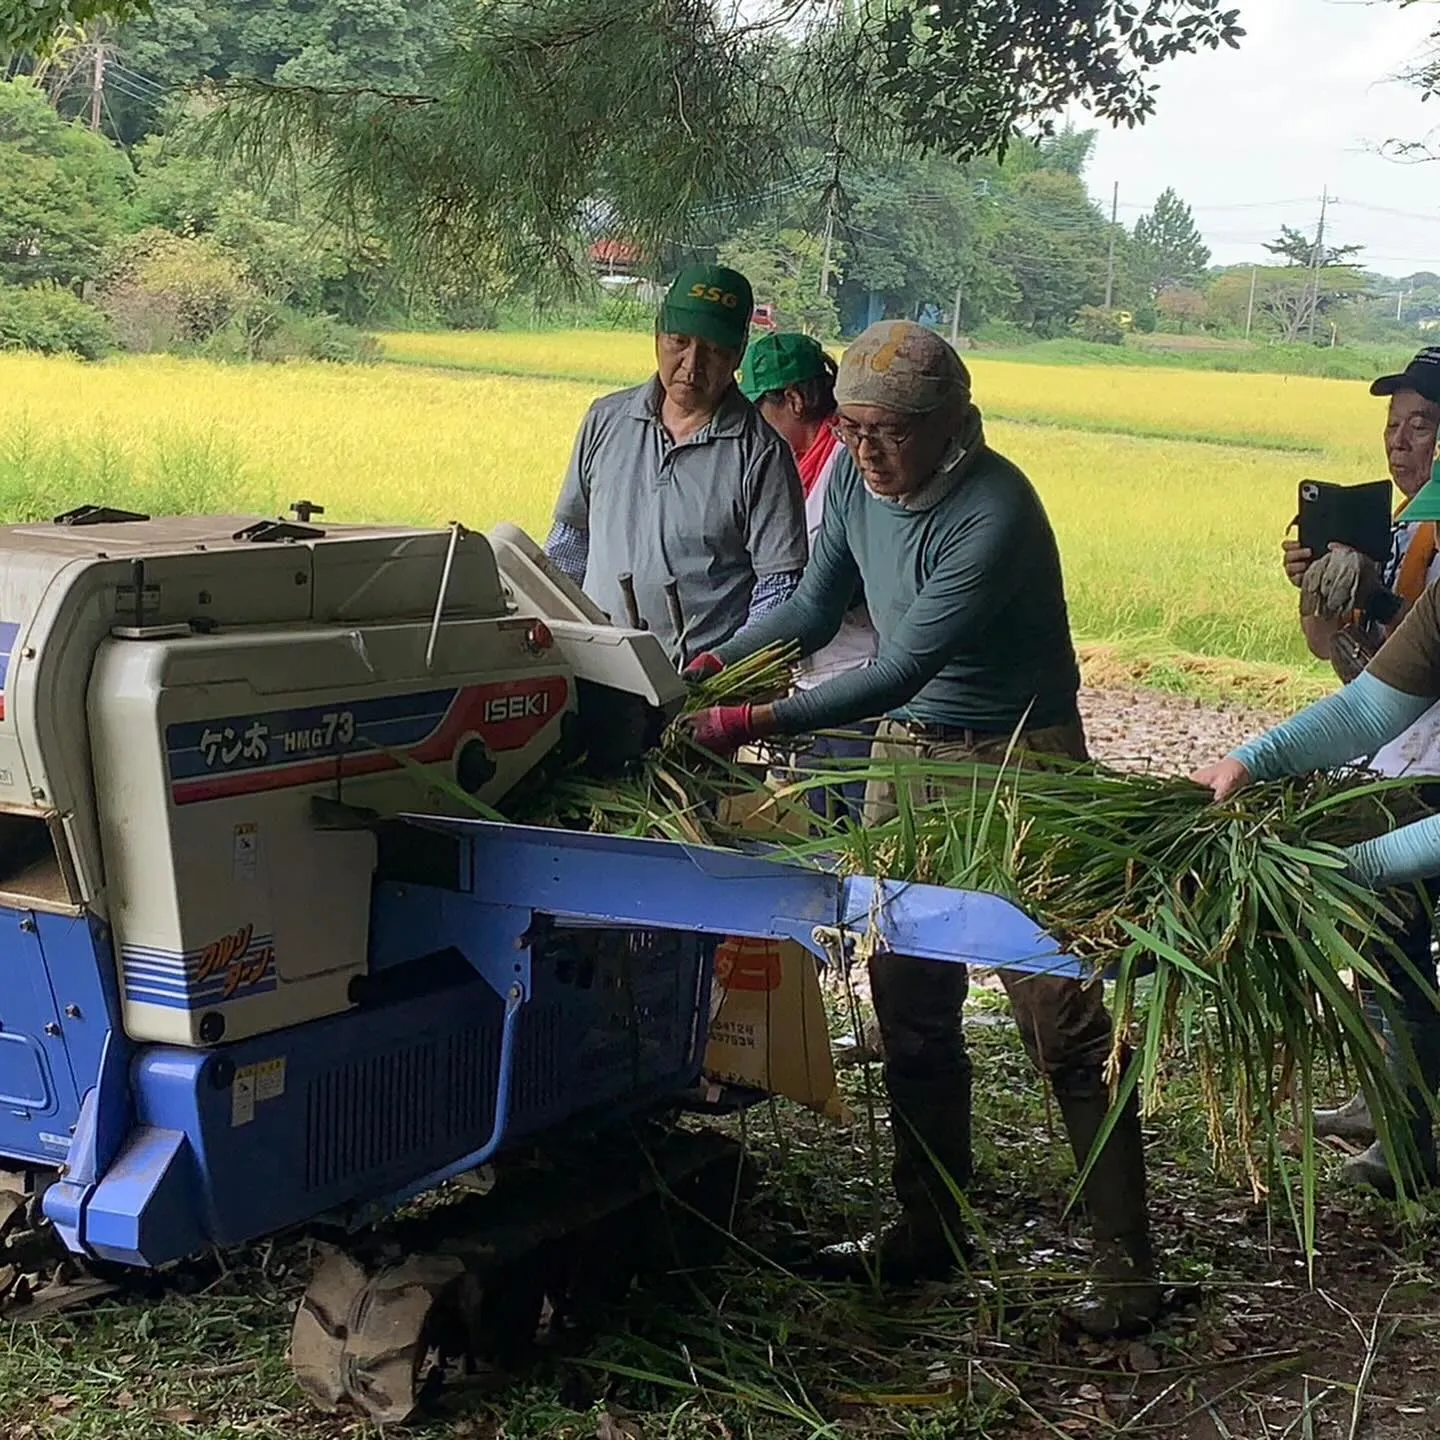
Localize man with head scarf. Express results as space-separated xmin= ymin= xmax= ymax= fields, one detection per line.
xmin=681 ymin=320 xmax=1159 ymax=1336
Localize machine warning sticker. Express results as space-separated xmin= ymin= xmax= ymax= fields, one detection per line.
xmin=0 ymin=621 xmax=20 ymax=722
xmin=231 ymin=1058 xmax=286 ymax=1128
xmin=164 ymin=677 xmax=569 ymax=805
xmin=232 ymin=823 xmax=258 ymax=881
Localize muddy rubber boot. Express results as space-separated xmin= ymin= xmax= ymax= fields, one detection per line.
xmin=1313 ymin=1090 xmax=1376 ymax=1145
xmin=1053 ymin=1066 xmax=1161 ymax=1338
xmin=817 ymin=1065 xmax=973 ymax=1284
xmin=1340 ymin=1023 xmax=1440 ymax=1198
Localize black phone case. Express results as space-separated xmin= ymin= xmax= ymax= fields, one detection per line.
xmin=1297 ymin=480 xmax=1392 ymax=564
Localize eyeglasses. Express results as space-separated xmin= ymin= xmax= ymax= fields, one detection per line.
xmin=834 ymin=417 xmax=920 ymax=451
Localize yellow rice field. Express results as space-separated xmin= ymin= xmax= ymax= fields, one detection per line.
xmin=0 ymin=335 xmax=1392 ymax=701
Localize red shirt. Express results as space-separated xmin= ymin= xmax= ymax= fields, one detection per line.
xmin=796 ymin=422 xmax=840 ymax=498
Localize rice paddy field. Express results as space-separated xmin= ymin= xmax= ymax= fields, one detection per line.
xmin=0 ymin=329 xmax=1392 ymax=703
xmin=7 ymin=331 xmax=1440 ymax=1439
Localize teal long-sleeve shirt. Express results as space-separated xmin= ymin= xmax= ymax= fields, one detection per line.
xmin=1231 ymin=671 xmax=1440 ymax=888
xmin=713 ymin=444 xmax=1080 ymax=734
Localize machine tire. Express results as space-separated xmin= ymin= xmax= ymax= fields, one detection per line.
xmin=290 ymin=1251 xmax=369 ymax=1412
xmin=293 ymin=1252 xmax=474 ymax=1425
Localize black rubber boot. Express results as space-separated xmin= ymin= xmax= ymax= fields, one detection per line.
xmin=817 ymin=1064 xmax=973 ymax=1283
xmin=1340 ymin=1021 xmax=1440 ymax=1198
xmin=1052 ymin=1065 xmax=1161 ymax=1338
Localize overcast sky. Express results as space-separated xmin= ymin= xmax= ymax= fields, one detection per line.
xmin=1072 ymin=0 xmax=1440 ymax=277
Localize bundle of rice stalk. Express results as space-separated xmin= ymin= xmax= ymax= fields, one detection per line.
xmin=505 ymin=730 xmax=1437 ymax=1263
xmin=770 ymin=756 xmax=1438 ymax=1256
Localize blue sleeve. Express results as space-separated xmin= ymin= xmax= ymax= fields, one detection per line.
xmin=543 ymin=521 xmax=588 ymax=585
xmin=725 ymin=570 xmax=803 ymax=650
xmin=1345 ymin=814 xmax=1440 ymax=889
xmin=1230 ymin=671 xmax=1434 ymax=781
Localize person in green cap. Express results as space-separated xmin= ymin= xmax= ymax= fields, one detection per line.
xmin=1195 ymin=465 xmax=1440 ymax=1197
xmin=737 ymin=331 xmax=877 ymax=820
xmin=543 ymin=265 xmax=806 ymax=664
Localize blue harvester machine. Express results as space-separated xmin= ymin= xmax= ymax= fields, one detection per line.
xmin=0 ymin=508 xmax=1077 ymax=1420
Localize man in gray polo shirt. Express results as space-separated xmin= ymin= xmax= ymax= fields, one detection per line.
xmin=544 ymin=265 xmax=807 ymax=663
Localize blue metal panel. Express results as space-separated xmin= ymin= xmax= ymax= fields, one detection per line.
xmin=77 ymin=924 xmax=709 ymax=1267
xmin=0 ymin=910 xmax=81 ymax=1167
xmin=399 ymin=818 xmax=1082 ymax=978
xmin=368 ymin=888 xmax=531 ymax=999
xmin=82 ymin=1126 xmax=202 ymax=1267
xmin=840 ymin=877 xmax=1073 ymax=976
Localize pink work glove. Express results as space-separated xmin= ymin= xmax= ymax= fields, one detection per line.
xmin=682 ymin=651 xmax=726 ymax=682
xmin=683 ymin=703 xmax=757 ymax=756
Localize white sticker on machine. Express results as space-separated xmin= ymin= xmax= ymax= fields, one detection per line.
xmin=231 ymin=1068 xmax=255 ymax=1127
xmin=233 ymin=822 xmax=259 ymax=881
xmin=231 ymin=1057 xmax=286 ymax=1127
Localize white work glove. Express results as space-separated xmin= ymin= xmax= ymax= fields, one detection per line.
xmin=1299 ymin=548 xmax=1381 ymax=621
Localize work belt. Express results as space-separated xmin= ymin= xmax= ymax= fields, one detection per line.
xmin=891 ymin=718 xmax=1011 ymax=745
xmin=892 ymin=715 xmax=1076 ymax=746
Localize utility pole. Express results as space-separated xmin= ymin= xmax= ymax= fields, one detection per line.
xmin=1244 ymin=265 xmax=1258 ymax=340
xmin=88 ymin=33 xmax=106 ymax=133
xmin=817 ymin=193 xmax=835 ymax=301
xmin=949 ymin=280 xmax=964 ymax=347
xmin=1103 ymin=181 xmax=1119 ymax=310
xmin=1307 ymin=186 xmax=1330 ymax=342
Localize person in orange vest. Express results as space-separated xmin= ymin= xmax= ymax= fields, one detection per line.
xmin=1280 ymin=347 xmax=1440 ymax=1190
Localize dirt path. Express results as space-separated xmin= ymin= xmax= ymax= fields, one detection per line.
xmin=1079 ymin=685 xmax=1280 ymax=776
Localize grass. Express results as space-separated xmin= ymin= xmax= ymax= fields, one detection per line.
xmin=8 ymin=1006 xmax=1440 ymax=1439
xmin=1 ymin=341 xmax=1372 ymax=701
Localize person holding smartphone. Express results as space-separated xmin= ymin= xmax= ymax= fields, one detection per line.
xmin=1278 ymin=348 xmax=1440 ymax=1183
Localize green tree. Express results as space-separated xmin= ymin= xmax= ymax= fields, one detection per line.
xmin=195 ymin=0 xmax=1245 ymax=293
xmin=130 ymin=116 xmax=393 ymax=321
xmin=1263 ymin=223 xmax=1363 ymax=269
xmin=979 ymin=170 xmax=1110 ymax=334
xmin=1208 ymin=264 xmax=1364 ymax=343
xmin=0 ymin=77 xmax=130 ymax=286
xmin=1130 ymin=187 xmax=1210 ymax=297
xmin=836 ymin=156 xmax=985 ymax=323
xmin=717 ymin=227 xmax=840 ymax=337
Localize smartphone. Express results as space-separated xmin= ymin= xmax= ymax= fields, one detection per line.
xmin=1297 ymin=479 xmax=1392 ymax=564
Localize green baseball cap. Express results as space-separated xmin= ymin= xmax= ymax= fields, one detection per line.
xmin=1404 ymin=464 xmax=1440 ymax=521
xmin=658 ymin=265 xmax=753 ymax=352
xmin=738 ymin=332 xmax=833 ymax=401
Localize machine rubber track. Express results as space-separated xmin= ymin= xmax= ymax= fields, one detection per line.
xmin=0 ymin=1190 xmax=116 ymax=1321
xmin=291 ymin=1125 xmax=748 ymax=1424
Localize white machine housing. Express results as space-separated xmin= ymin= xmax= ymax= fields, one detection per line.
xmin=0 ymin=512 xmax=679 ymax=1048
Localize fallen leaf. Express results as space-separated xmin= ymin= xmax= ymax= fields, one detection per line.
xmin=162 ymin=1406 xmax=200 ymax=1426
xmin=47 ymin=1395 xmax=76 ymax=1412
xmin=1059 ymin=1422 xmax=1091 ymax=1434
xmin=1126 ymin=1341 xmax=1161 ymax=1374
xmin=596 ymin=1412 xmax=642 ymax=1440
xmin=1078 ymin=1383 xmax=1103 ymax=1401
